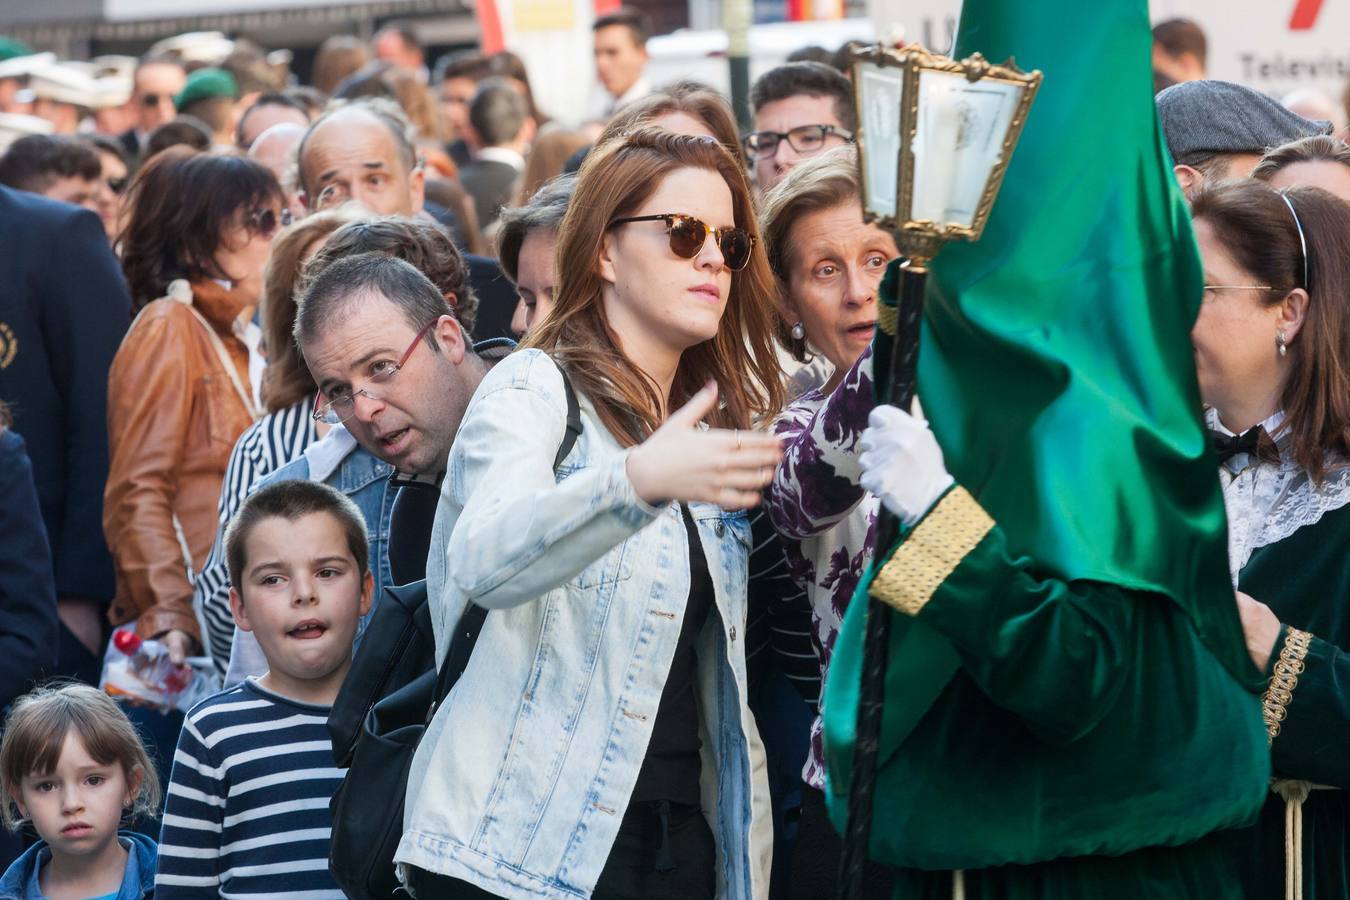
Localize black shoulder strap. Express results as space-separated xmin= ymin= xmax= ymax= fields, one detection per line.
xmin=432 ymin=360 xmax=583 ymax=708
xmin=553 ymin=363 xmax=582 ymax=470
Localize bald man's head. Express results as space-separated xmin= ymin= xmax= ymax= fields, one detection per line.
xmin=249 ymin=122 xmax=306 ymax=180
xmin=297 ymin=101 xmax=424 ymax=216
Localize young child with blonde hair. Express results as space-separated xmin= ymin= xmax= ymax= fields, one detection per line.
xmin=0 ymin=682 xmax=160 ymax=900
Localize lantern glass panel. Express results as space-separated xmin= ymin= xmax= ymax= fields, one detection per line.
xmin=856 ymin=60 xmax=905 ymax=220
xmin=911 ymin=68 xmax=1025 ymax=228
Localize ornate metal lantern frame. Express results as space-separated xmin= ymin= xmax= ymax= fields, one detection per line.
xmin=850 ymin=43 xmax=1042 ymax=267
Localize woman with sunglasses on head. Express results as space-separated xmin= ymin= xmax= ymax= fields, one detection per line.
xmin=1189 ymin=179 xmax=1350 ymax=899
xmin=398 ymin=128 xmax=784 ymax=899
xmin=106 ymin=148 xmax=284 ymax=672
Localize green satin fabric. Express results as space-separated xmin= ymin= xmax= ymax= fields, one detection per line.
xmin=824 ymin=0 xmax=1263 ymax=837
xmin=923 ymin=0 xmax=1253 ymax=684
xmin=826 ymin=519 xmax=1268 ymax=870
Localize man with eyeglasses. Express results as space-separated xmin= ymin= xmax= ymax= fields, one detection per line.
xmin=297 ymin=96 xmax=526 ymax=342
xmin=220 ymin=253 xmax=502 ymax=684
xmin=745 ymin=61 xmax=855 ymax=192
xmin=116 ymin=57 xmax=185 ymax=165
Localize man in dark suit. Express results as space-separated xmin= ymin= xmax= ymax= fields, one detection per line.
xmin=459 ymin=78 xmax=532 ymax=230
xmin=0 ymin=185 xmax=131 ymax=684
xmin=117 ymin=57 xmax=186 ymax=166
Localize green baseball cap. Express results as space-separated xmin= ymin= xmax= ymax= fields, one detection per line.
xmin=174 ymin=67 xmax=238 ymax=110
xmin=0 ymin=38 xmax=33 ymax=63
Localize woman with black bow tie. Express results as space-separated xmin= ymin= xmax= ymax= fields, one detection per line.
xmin=1191 ymin=179 xmax=1350 ymax=900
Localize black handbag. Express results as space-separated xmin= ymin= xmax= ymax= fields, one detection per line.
xmin=328 ymin=368 xmax=581 ymax=900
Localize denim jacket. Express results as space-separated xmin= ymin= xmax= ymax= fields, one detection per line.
xmin=397 ymin=349 xmax=772 ymax=900
xmin=222 ymin=424 xmax=396 ymax=685
xmin=0 ymin=831 xmax=157 ymax=899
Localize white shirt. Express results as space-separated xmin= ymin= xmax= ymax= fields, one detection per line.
xmin=474 ymin=145 xmax=527 ymax=173
xmin=589 ymin=75 xmax=652 ymax=120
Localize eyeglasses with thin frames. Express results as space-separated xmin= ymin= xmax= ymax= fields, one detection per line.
xmin=1202 ymin=284 xmax=1275 ymax=293
xmin=312 ymin=320 xmax=438 ymax=424
xmin=741 ymin=124 xmax=853 ymax=160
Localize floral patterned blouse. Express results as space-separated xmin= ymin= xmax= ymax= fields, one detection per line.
xmin=765 ymin=348 xmax=878 ymax=789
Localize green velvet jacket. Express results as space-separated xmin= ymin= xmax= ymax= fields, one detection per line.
xmin=827 ymin=487 xmax=1270 ymax=897
xmin=1223 ymin=495 xmax=1350 ymax=899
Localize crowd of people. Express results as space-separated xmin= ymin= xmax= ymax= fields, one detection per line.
xmin=0 ymin=8 xmax=1347 ymax=900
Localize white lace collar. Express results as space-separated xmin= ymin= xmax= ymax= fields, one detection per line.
xmin=1212 ymin=408 xmax=1350 ymax=584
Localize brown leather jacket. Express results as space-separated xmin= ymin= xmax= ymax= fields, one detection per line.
xmin=104 ymin=280 xmax=257 ymax=644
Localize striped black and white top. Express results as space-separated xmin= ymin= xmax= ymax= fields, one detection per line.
xmin=745 ymin=508 xmax=821 ymax=706
xmin=194 ymin=398 xmax=317 ymax=672
xmin=155 ymin=680 xmax=345 ymax=899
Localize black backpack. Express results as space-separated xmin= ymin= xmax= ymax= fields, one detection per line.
xmin=328 ymin=370 xmax=581 ymax=900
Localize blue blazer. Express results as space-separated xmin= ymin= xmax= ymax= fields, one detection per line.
xmin=0 ymin=429 xmax=58 ymax=710
xmin=0 ymin=186 xmax=131 ymax=603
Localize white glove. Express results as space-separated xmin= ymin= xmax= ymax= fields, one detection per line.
xmin=858 ymin=405 xmax=954 ymax=527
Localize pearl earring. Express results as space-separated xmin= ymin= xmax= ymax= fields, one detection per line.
xmin=1278 ymin=330 xmax=1288 ymax=358
xmin=790 ymin=321 xmax=805 ymax=341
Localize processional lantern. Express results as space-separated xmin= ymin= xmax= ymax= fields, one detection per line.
xmin=836 ymin=42 xmax=1042 ymax=900
xmin=852 ymin=43 xmax=1041 ymax=272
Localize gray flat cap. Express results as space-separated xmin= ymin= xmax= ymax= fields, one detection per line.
xmin=1156 ymin=79 xmax=1332 ymax=164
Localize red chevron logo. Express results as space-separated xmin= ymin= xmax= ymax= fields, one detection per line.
xmin=1290 ymin=0 xmax=1324 ymax=29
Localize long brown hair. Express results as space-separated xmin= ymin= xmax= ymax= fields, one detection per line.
xmin=1191 ymin=179 xmax=1350 ymax=480
xmin=260 ymin=210 xmax=358 ymax=412
xmin=523 ymin=128 xmax=784 ymax=446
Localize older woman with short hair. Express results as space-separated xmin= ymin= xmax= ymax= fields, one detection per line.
xmin=759 ymin=145 xmax=899 ymax=899
xmin=1253 ymin=134 xmax=1350 ymax=203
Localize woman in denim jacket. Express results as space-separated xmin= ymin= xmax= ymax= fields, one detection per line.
xmin=398 ymin=129 xmax=786 ymax=899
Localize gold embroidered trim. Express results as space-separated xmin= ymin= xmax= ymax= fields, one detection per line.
xmin=869 ymin=486 xmax=994 ymax=616
xmin=1263 ymin=628 xmax=1313 ymax=745
xmin=877 ymin=303 xmax=898 ymax=337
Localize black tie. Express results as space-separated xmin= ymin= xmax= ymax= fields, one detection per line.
xmin=1208 ymin=426 xmax=1264 ymax=464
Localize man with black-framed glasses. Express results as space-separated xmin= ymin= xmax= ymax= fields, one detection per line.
xmin=747 ymin=61 xmax=856 ymax=191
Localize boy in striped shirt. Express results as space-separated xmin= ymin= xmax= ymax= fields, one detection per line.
xmin=155 ymin=481 xmax=373 ymax=898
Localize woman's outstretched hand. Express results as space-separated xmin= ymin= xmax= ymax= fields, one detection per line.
xmin=626 ymin=381 xmax=783 ymax=509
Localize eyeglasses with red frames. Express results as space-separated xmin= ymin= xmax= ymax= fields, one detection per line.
xmin=312 ymin=320 xmax=438 ymax=424
xmin=608 ymin=213 xmax=755 ymax=271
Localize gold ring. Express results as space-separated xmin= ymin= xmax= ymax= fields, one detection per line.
xmin=734 ymin=429 xmax=742 ymax=451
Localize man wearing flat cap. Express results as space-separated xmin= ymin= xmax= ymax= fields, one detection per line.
xmin=175 ymin=66 xmax=240 ymax=149
xmin=1157 ymin=79 xmax=1332 ymax=197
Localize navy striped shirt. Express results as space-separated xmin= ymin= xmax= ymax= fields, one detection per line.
xmin=155 ymin=680 xmax=345 ymax=899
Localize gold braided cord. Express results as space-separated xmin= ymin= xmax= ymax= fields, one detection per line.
xmin=877 ymin=303 xmax=898 ymax=337
xmin=869 ymin=487 xmax=995 ymax=616
xmin=1263 ymin=628 xmax=1313 ymax=745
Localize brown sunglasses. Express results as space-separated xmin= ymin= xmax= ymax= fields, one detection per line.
xmin=609 ymin=213 xmax=755 ymax=271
